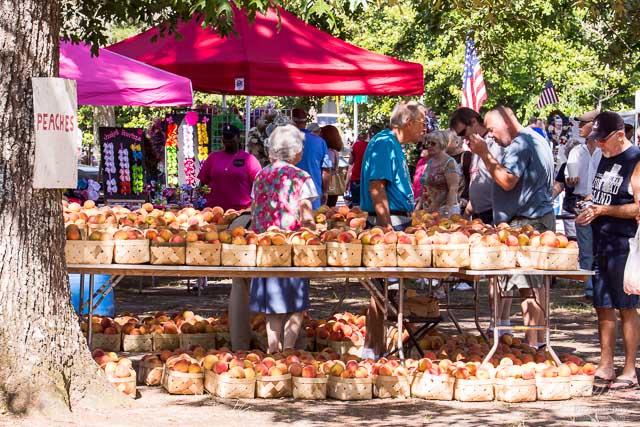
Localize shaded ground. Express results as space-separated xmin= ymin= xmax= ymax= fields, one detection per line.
xmin=3 ymin=277 xmax=639 ymax=427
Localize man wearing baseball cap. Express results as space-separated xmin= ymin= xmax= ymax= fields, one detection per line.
xmin=291 ymin=108 xmax=332 ymax=209
xmin=576 ymin=111 xmax=640 ymax=392
xmin=564 ymin=109 xmax=602 ymax=299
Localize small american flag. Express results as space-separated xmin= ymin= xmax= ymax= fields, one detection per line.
xmin=537 ymin=79 xmax=559 ymax=108
xmin=461 ymin=36 xmax=487 ymax=112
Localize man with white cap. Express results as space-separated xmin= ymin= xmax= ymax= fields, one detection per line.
xmin=566 ymin=109 xmax=601 ymax=299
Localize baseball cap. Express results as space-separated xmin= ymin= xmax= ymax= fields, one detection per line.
xmin=588 ymin=111 xmax=625 ymax=141
xmin=306 ymin=122 xmax=321 ymax=133
xmin=222 ymin=124 xmax=240 ymax=139
xmin=575 ymin=109 xmax=600 ymax=122
xmin=291 ymin=108 xmax=308 ymax=123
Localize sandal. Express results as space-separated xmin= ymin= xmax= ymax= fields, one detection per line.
xmin=615 ymin=389 xmax=640 ymax=401
xmin=608 ymin=377 xmax=639 ymax=390
xmin=593 ymin=375 xmax=614 ymax=387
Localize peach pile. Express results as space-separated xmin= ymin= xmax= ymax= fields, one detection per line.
xmin=92 ymin=349 xmax=135 ymax=379
xmin=166 ymin=353 xmax=203 ymax=374
xmin=218 ymin=226 xmax=259 ymax=245
xmin=315 ymin=312 xmax=366 ymax=347
xmin=81 ymin=315 xmax=121 ymax=335
xmin=288 ymin=229 xmax=323 ymax=246
xmin=313 ymin=205 xmax=368 ymax=230
xmin=359 ymin=227 xmax=397 ymax=245
xmin=321 ymin=229 xmax=360 ymax=244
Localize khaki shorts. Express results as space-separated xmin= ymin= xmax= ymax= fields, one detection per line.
xmin=503 ymin=211 xmax=555 ymax=291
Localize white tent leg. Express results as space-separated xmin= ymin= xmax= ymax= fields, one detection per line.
xmin=353 ymin=102 xmax=358 ymax=143
xmin=245 ymin=96 xmax=251 ymax=152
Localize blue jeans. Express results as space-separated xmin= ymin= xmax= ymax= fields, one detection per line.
xmin=349 ymin=181 xmax=361 ymax=207
xmin=575 ymin=223 xmax=594 ymax=296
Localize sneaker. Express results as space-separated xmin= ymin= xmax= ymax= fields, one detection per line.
xmin=453 ymin=282 xmax=473 ymax=291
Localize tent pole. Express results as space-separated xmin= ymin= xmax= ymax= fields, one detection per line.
xmin=353 ymin=102 xmax=358 ymax=145
xmin=222 ymin=94 xmax=227 ymax=109
xmin=245 ymin=96 xmax=251 ymax=152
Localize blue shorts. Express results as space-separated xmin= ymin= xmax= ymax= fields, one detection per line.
xmin=593 ymin=254 xmax=639 ymax=310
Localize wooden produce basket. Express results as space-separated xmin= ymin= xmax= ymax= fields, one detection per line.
xmin=150 ymin=242 xmax=186 ymax=265
xmin=292 ymin=245 xmax=327 ymax=267
xmin=315 ymin=337 xmax=329 ymax=352
xmin=494 ymin=378 xmax=537 ymax=403
xmin=255 ymin=374 xmax=292 ymax=398
xmin=292 ymin=376 xmax=328 ymax=400
xmin=122 ymin=333 xmax=153 ymax=352
xmin=326 ymin=376 xmax=372 ymax=401
xmin=410 ymin=373 xmax=455 ymax=400
xmin=517 ymin=246 xmax=538 ymax=268
xmin=221 ymin=243 xmax=256 ymax=267
xmin=326 ymin=242 xmax=362 ymax=267
xmin=454 ymin=378 xmax=494 ymax=402
xmin=162 ymin=368 xmax=204 ymax=395
xmin=536 ymin=376 xmax=571 ymax=400
xmin=256 ymin=245 xmax=292 ymax=267
xmin=469 ymin=246 xmax=504 ymax=270
xmin=570 ymin=374 xmax=594 ymax=398
xmin=137 ymin=358 xmax=164 ymax=386
xmin=432 ymin=244 xmax=469 ymax=268
xmin=534 ymin=247 xmax=579 ymax=270
xmin=502 ymin=246 xmax=518 ymax=268
xmin=65 ymin=240 xmax=114 ymax=264
xmin=179 ymin=333 xmax=217 ymax=350
xmin=204 ymin=370 xmax=256 ymax=399
xmin=88 ymin=332 xmax=120 ymax=351
xmin=152 ymin=333 xmax=180 ymax=351
xmin=186 ymin=242 xmax=221 ymax=266
xmin=108 ymin=375 xmax=137 ymax=398
xmin=327 ymin=340 xmax=362 ymax=358
xmin=396 ymin=244 xmax=431 ymax=267
xmin=407 ymin=296 xmax=439 ymax=318
xmin=113 ymin=239 xmax=150 ymax=264
xmin=215 ymin=331 xmax=231 ymax=349
xmin=373 ymin=375 xmax=410 ymax=399
xmin=362 ymin=244 xmax=397 ymax=267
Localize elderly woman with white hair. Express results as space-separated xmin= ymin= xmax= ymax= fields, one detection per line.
xmin=249 ymin=124 xmax=317 ymax=353
xmin=418 ymin=130 xmax=462 ymax=216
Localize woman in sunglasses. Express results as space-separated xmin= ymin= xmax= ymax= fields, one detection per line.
xmin=576 ymin=111 xmax=640 ymax=393
xmin=417 ymin=130 xmax=462 ymax=217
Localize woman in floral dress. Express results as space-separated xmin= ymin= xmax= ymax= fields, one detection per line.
xmin=250 ymin=124 xmax=318 ymax=353
xmin=418 ymin=130 xmax=462 ymax=216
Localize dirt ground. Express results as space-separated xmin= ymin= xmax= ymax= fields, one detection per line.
xmin=3 ymin=276 xmax=640 ymax=427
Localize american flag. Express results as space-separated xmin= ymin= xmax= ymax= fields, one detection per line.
xmin=461 ymin=36 xmax=487 ymax=112
xmin=536 ymin=79 xmax=559 ymax=108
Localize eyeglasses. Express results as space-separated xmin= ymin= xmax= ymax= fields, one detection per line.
xmin=595 ymin=130 xmax=619 ymax=144
xmin=455 ymin=126 xmax=468 ymax=138
xmin=425 ymin=141 xmax=438 ymax=147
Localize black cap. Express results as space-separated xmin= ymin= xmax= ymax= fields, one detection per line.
xmin=222 ymin=124 xmax=240 ymax=139
xmin=588 ymin=111 xmax=625 ymax=141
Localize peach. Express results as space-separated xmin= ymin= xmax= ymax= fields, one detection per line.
xmin=301 ymin=365 xmax=317 ymax=378
xmin=268 ymin=366 xmax=284 ymax=376
xmin=383 ymin=231 xmax=398 ymax=244
xmin=254 ymin=363 xmax=269 ymax=376
xmin=188 ymin=363 xmax=203 ymax=374
xmin=243 ymin=367 xmax=256 ymax=379
xmin=580 ymin=363 xmax=596 ymax=376
xmin=288 ymin=363 xmax=303 ymax=377
xmin=228 ymin=366 xmax=245 ymax=378
xmin=214 ymin=361 xmax=228 ymax=374
xmin=355 ymin=366 xmax=369 ymax=378
xmin=558 ymin=364 xmax=572 ymax=377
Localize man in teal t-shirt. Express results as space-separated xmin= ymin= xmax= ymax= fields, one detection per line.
xmin=359 ymin=100 xmax=426 ymax=361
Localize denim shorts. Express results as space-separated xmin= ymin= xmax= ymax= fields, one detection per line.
xmin=593 ymin=254 xmax=639 ymax=310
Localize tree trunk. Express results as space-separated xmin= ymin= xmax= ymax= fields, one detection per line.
xmin=0 ymin=0 xmax=126 ymax=415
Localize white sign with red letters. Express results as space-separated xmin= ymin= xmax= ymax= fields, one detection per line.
xmin=32 ymin=77 xmax=80 ymax=188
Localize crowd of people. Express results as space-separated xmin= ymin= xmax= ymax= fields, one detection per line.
xmin=197 ymin=100 xmax=640 ymax=397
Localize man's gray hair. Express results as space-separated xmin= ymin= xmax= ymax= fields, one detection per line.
xmin=268 ymin=124 xmax=304 ymax=162
xmin=389 ymin=100 xmax=425 ymax=129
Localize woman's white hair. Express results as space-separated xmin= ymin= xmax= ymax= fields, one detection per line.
xmin=389 ymin=100 xmax=425 ymax=129
xmin=268 ymin=124 xmax=304 ymax=162
xmin=424 ymin=130 xmax=450 ymax=151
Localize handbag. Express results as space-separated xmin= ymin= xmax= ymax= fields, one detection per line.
xmin=623 ymin=225 xmax=640 ymax=295
xmin=327 ymin=150 xmax=346 ymax=196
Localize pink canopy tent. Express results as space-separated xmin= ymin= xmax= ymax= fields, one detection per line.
xmin=107 ymin=7 xmax=424 ymax=96
xmin=59 ymin=41 xmax=193 ymax=106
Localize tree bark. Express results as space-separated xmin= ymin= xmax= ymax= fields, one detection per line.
xmin=0 ymin=0 xmax=127 ymax=415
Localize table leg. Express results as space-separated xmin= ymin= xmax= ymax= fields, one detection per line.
xmin=330 ymin=278 xmax=349 ymax=316
xmin=87 ymin=273 xmax=95 ymax=348
xmin=445 ymin=280 xmax=463 ymax=334
xmin=397 ymin=278 xmax=405 ymax=361
xmin=79 ymin=273 xmax=85 ymax=316
xmin=483 ymin=276 xmax=500 ymax=364
xmin=543 ymin=275 xmax=561 ymax=365
xmin=474 ymin=278 xmax=487 ymax=341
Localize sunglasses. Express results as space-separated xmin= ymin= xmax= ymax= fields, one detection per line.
xmin=455 ymin=126 xmax=468 ymax=138
xmin=595 ymin=130 xmax=619 ymax=144
xmin=424 ymin=141 xmax=438 ymax=147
